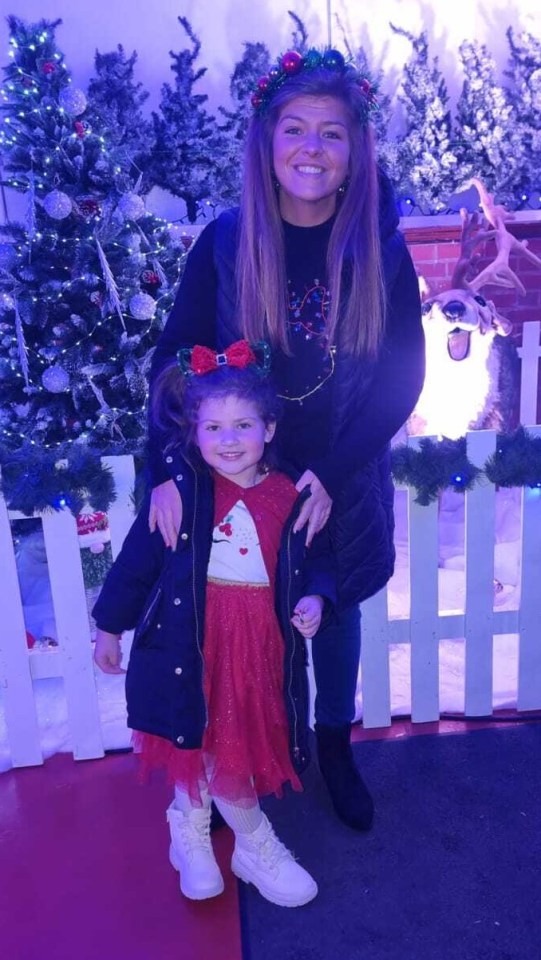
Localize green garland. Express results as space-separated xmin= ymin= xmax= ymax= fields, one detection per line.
xmin=391 ymin=428 xmax=541 ymax=504
xmin=0 ymin=443 xmax=117 ymax=516
xmin=1 ymin=428 xmax=540 ymax=514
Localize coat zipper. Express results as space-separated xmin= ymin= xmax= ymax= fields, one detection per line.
xmin=285 ymin=523 xmax=300 ymax=760
xmin=186 ymin=459 xmax=209 ymax=729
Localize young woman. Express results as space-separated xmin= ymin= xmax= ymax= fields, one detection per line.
xmin=146 ymin=47 xmax=425 ymax=831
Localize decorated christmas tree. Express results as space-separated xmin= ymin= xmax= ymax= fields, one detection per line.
xmin=149 ymin=17 xmax=225 ymax=223
xmin=388 ymin=26 xmax=458 ymax=214
xmin=454 ymin=40 xmax=527 ymax=207
xmin=0 ymin=16 xmax=186 ymax=460
xmin=504 ymin=27 xmax=541 ymax=203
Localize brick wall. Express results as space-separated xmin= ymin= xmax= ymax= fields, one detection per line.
xmin=403 ymin=219 xmax=541 ymax=424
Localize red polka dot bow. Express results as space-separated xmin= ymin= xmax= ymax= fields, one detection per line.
xmin=189 ymin=340 xmax=257 ymax=375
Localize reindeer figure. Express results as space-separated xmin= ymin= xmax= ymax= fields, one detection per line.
xmin=408 ymin=179 xmax=541 ymax=440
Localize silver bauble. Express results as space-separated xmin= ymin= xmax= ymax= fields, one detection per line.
xmin=59 ymin=86 xmax=87 ymax=116
xmin=42 ymin=365 xmax=70 ymax=393
xmin=43 ymin=190 xmax=72 ymax=220
xmin=117 ymin=193 xmax=145 ymax=221
xmin=129 ymin=292 xmax=157 ymax=320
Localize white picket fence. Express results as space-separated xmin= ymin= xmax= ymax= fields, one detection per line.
xmin=1 ymin=323 xmax=540 ymax=767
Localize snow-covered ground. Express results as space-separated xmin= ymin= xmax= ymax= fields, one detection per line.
xmin=0 ymin=489 xmax=524 ymax=772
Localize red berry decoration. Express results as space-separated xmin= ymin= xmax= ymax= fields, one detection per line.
xmin=251 ymin=92 xmax=263 ymax=108
xmin=257 ymin=75 xmax=270 ymax=91
xmin=281 ymin=51 xmax=303 ymax=75
xmin=74 ymin=121 xmax=85 ymax=138
xmin=42 ymin=61 xmax=56 ymax=75
xmin=359 ymin=78 xmax=372 ymax=94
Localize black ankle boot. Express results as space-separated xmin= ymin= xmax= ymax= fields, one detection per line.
xmin=315 ymin=723 xmax=374 ymax=831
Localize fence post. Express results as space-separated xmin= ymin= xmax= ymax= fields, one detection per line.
xmin=517 ymin=321 xmax=540 ymax=427
xmin=517 ymin=424 xmax=541 ymax=710
xmin=464 ymin=430 xmax=497 ymax=716
xmin=0 ymin=486 xmax=42 ymax=767
xmin=41 ymin=508 xmax=104 ymax=761
xmin=408 ymin=437 xmax=440 ymax=722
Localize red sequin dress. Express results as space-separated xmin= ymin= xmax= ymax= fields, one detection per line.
xmin=133 ymin=471 xmax=303 ymax=805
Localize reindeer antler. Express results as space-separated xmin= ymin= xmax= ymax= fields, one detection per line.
xmin=451 ymin=208 xmax=496 ymax=288
xmin=467 ymin=177 xmax=541 ymax=296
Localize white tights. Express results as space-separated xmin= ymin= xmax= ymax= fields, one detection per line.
xmin=173 ymin=781 xmax=263 ymax=835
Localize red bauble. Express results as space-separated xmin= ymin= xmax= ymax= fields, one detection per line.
xmin=42 ymin=61 xmax=56 ymax=76
xmin=281 ymin=51 xmax=303 ymax=75
xmin=257 ymin=75 xmax=270 ymax=92
xmin=74 ymin=121 xmax=85 ymax=138
xmin=142 ymin=269 xmax=160 ymax=285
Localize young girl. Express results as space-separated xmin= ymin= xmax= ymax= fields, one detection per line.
xmin=93 ymin=341 xmax=335 ymax=908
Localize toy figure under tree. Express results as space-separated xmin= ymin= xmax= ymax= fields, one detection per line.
xmin=0 ymin=16 xmax=187 ymax=458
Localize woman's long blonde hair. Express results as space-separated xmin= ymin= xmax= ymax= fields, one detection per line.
xmin=237 ymin=64 xmax=385 ymax=357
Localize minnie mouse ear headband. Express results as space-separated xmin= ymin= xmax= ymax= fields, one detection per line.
xmin=177 ymin=339 xmax=272 ymax=378
xmin=250 ymin=47 xmax=378 ymax=126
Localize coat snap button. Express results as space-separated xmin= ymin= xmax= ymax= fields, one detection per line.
xmin=180 ymin=533 xmax=188 ymax=541
xmin=156 ymin=623 xmax=162 ymax=630
xmin=165 ymin=455 xmax=173 ymax=464
xmin=176 ymin=473 xmax=183 ymax=482
xmin=174 ymin=667 xmax=183 ymax=676
xmin=173 ymin=597 xmax=181 ymax=606
xmin=294 ymin=569 xmax=300 ymax=576
xmin=176 ymin=735 xmax=184 ymax=745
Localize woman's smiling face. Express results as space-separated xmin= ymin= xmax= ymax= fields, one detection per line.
xmin=272 ymin=94 xmax=351 ymax=227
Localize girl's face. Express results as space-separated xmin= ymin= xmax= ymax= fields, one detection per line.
xmin=195 ymin=394 xmax=276 ymax=488
xmin=272 ymin=94 xmax=351 ymax=227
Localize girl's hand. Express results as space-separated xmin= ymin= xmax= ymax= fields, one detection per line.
xmin=149 ymin=479 xmax=183 ymax=550
xmin=94 ymin=629 xmax=126 ymax=675
xmin=293 ymin=470 xmax=333 ymax=547
xmin=291 ymin=595 xmax=324 ymax=639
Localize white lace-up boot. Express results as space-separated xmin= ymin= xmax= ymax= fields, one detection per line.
xmin=166 ymin=802 xmax=225 ymax=900
xmin=231 ymin=812 xmax=317 ymax=907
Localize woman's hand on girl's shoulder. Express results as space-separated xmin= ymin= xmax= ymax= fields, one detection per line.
xmin=293 ymin=470 xmax=332 ymax=547
xmin=94 ymin=629 xmax=126 ymax=674
xmin=149 ymin=479 xmax=183 ymax=550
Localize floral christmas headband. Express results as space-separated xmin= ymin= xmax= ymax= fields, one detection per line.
xmin=250 ymin=47 xmax=378 ymax=126
xmin=177 ymin=339 xmax=272 ymax=378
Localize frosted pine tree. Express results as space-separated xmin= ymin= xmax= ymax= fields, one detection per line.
xmin=149 ymin=17 xmax=224 ymax=223
xmin=214 ymin=42 xmax=271 ymax=207
xmin=389 ymin=26 xmax=458 ymax=213
xmin=86 ymin=44 xmax=154 ymax=192
xmin=504 ymin=27 xmax=541 ymax=201
xmin=455 ymin=40 xmax=526 ymax=207
xmin=0 ymin=16 xmax=186 ymax=455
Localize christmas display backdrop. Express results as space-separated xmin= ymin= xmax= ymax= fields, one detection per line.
xmin=0 ymin=13 xmax=540 ymax=515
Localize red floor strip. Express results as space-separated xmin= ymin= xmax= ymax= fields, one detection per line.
xmin=0 ymin=752 xmax=243 ymax=960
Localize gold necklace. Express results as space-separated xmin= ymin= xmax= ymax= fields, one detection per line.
xmin=277 ymin=345 xmax=336 ymax=405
